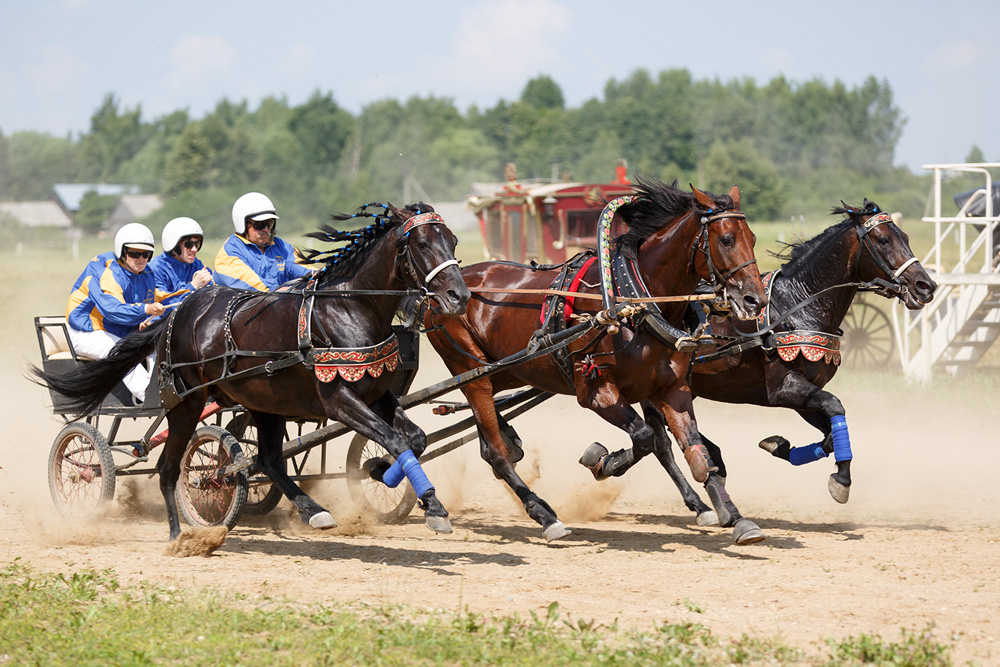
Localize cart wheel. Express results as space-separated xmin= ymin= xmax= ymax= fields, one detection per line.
xmin=176 ymin=426 xmax=248 ymax=529
xmin=48 ymin=422 xmax=116 ymax=520
xmin=346 ymin=434 xmax=418 ymax=523
xmin=842 ymin=301 xmax=895 ymax=367
xmin=224 ymin=416 xmax=283 ymax=515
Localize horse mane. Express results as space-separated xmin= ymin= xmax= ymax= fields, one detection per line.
xmin=296 ymin=202 xmax=435 ymax=284
xmin=772 ymin=198 xmax=882 ymax=269
xmin=616 ymin=177 xmax=733 ymax=248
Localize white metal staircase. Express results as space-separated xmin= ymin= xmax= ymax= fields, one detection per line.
xmin=894 ymin=163 xmax=1000 ymax=381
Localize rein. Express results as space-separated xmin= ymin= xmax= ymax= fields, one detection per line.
xmin=468 ymin=286 xmax=717 ymax=304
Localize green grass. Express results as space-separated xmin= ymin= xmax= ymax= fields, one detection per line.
xmin=0 ymin=563 xmax=952 ymax=666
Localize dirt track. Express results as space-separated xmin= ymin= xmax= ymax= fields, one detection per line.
xmin=2 ymin=351 xmax=999 ymax=664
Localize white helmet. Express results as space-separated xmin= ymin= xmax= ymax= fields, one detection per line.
xmin=114 ymin=223 xmax=155 ymax=258
xmin=162 ymin=217 xmax=204 ymax=254
xmin=232 ymin=192 xmax=279 ymax=234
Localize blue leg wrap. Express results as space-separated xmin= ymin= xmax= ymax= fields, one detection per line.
xmin=788 ymin=443 xmax=829 ymax=466
xmin=830 ymin=415 xmax=852 ymax=462
xmin=380 ymin=450 xmax=434 ymax=497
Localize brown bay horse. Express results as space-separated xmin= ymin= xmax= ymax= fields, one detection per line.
xmin=424 ymin=179 xmax=768 ymax=544
xmin=33 ymin=203 xmax=470 ymax=541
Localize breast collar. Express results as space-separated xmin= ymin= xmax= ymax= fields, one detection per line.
xmin=611 ymin=242 xmax=695 ymax=350
xmin=756 ymin=270 xmax=841 ymax=365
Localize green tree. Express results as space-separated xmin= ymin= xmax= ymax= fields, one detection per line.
xmin=79 ymin=93 xmax=148 ymax=181
xmin=966 ymin=145 xmax=985 ymax=163
xmin=521 ymin=75 xmax=565 ymax=110
xmin=75 ymin=191 xmax=119 ymax=234
xmin=2 ymin=131 xmax=80 ymax=200
xmin=701 ymin=139 xmax=784 ymax=221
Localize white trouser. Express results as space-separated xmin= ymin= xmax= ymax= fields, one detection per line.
xmin=67 ymin=327 xmax=151 ymax=402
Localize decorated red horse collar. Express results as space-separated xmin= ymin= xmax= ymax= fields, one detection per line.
xmin=758 ymin=271 xmax=841 ymax=365
xmin=308 ymin=334 xmax=400 ymax=383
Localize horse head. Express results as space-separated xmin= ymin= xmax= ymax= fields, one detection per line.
xmin=690 ymin=184 xmax=767 ymax=320
xmin=394 ymin=204 xmax=471 ymax=316
xmin=835 ymin=199 xmax=937 ymax=310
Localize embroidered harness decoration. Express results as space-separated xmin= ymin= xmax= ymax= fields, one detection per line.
xmin=310 ymin=334 xmax=400 ymax=383
xmin=757 ymin=270 xmax=842 ymax=365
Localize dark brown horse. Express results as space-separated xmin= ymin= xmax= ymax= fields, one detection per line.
xmin=618 ymin=200 xmax=936 ymax=527
xmin=423 ymin=179 xmax=768 ymax=544
xmin=33 ymin=203 xmax=470 ymax=540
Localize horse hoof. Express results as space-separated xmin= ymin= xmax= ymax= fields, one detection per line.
xmin=579 ymin=442 xmax=609 ymax=480
xmin=758 ymin=435 xmax=789 ymax=454
xmin=733 ymin=518 xmax=766 ymax=545
xmin=425 ymin=515 xmax=453 ymax=534
xmin=363 ymin=457 xmax=390 ymax=482
xmin=695 ymin=510 xmax=719 ymax=526
xmin=542 ymin=521 xmax=572 ymax=542
xmin=828 ymin=476 xmax=850 ymax=504
xmin=309 ymin=511 xmax=337 ymax=529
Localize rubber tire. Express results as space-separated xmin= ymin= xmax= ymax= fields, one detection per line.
xmin=224 ymin=416 xmax=283 ymax=516
xmin=48 ymin=422 xmax=116 ymax=521
xmin=345 ymin=433 xmax=418 ymax=524
xmin=176 ymin=426 xmax=248 ymax=530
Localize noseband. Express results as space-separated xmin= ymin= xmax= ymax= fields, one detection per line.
xmin=854 ymin=212 xmax=918 ymax=296
xmin=394 ymin=211 xmax=460 ymax=289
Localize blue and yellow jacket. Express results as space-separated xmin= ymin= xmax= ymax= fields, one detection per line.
xmin=214 ymin=234 xmax=311 ymax=291
xmin=149 ymin=253 xmax=213 ymax=307
xmin=66 ymin=258 xmax=160 ymax=338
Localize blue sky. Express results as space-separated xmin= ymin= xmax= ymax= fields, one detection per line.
xmin=1 ymin=0 xmax=995 ymax=173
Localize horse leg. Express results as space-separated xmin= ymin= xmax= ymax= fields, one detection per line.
xmin=652 ymin=394 xmax=765 ymax=545
xmin=156 ymin=397 xmax=204 ymax=540
xmin=251 ymin=411 xmax=337 ymax=529
xmin=640 ymin=402 xmax=718 ymax=526
xmin=575 ymin=373 xmax=657 ymax=480
xmin=460 ymin=377 xmax=569 ymax=542
xmin=757 ymin=373 xmax=851 ymax=503
xmin=372 ymin=391 xmax=452 ymax=533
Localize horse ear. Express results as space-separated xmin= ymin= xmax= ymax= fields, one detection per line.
xmin=690 ymin=184 xmax=715 ymax=209
xmin=728 ymin=185 xmax=741 ymax=211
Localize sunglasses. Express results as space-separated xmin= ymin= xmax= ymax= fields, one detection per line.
xmin=247 ymin=220 xmax=275 ymax=232
xmin=180 ymin=238 xmax=203 ymax=251
xmin=125 ymin=249 xmax=153 ymax=260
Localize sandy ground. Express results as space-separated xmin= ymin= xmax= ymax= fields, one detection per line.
xmin=3 ymin=346 xmax=1000 ymax=664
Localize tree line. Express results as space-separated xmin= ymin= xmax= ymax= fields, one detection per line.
xmin=0 ymin=68 xmax=964 ymax=238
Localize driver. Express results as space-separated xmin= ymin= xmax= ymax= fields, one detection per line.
xmin=214 ymin=192 xmax=312 ymax=291
xmin=65 ymin=223 xmax=165 ymax=402
xmin=149 ymin=216 xmax=214 ymax=307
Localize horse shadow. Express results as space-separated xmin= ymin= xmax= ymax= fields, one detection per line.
xmin=221 ymin=523 xmax=529 ymax=575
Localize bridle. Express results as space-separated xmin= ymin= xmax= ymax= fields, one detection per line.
xmin=394 ymin=211 xmax=460 ymax=292
xmin=690 ymin=209 xmax=758 ymax=300
xmin=854 ymin=211 xmax=918 ymax=297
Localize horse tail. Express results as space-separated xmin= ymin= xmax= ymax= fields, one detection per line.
xmin=29 ymin=319 xmax=167 ymax=417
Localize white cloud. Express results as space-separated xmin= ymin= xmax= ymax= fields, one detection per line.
xmin=450 ymin=0 xmax=571 ymax=91
xmin=927 ymin=39 xmax=986 ymax=73
xmin=165 ymin=34 xmax=236 ymax=91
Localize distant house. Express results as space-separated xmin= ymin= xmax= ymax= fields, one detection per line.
xmin=51 ymin=183 xmax=139 ymax=216
xmin=0 ymin=201 xmax=73 ymax=228
xmin=106 ymin=194 xmax=164 ymax=232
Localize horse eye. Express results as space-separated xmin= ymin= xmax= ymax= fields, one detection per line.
xmin=878 ymin=236 xmax=890 ymax=246
xmin=416 ymin=240 xmax=428 ymax=250
xmin=720 ymin=235 xmax=734 ymax=248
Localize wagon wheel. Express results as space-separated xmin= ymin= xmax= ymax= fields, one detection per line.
xmin=345 ymin=434 xmax=418 ymax=524
xmin=841 ymin=301 xmax=895 ymax=367
xmin=176 ymin=426 xmax=248 ymax=530
xmin=224 ymin=414 xmax=284 ymax=515
xmin=48 ymin=422 xmax=116 ymax=520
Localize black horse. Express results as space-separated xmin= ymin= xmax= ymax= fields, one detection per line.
xmin=33 ymin=203 xmax=471 ymax=540
xmin=585 ymin=199 xmax=936 ymax=529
